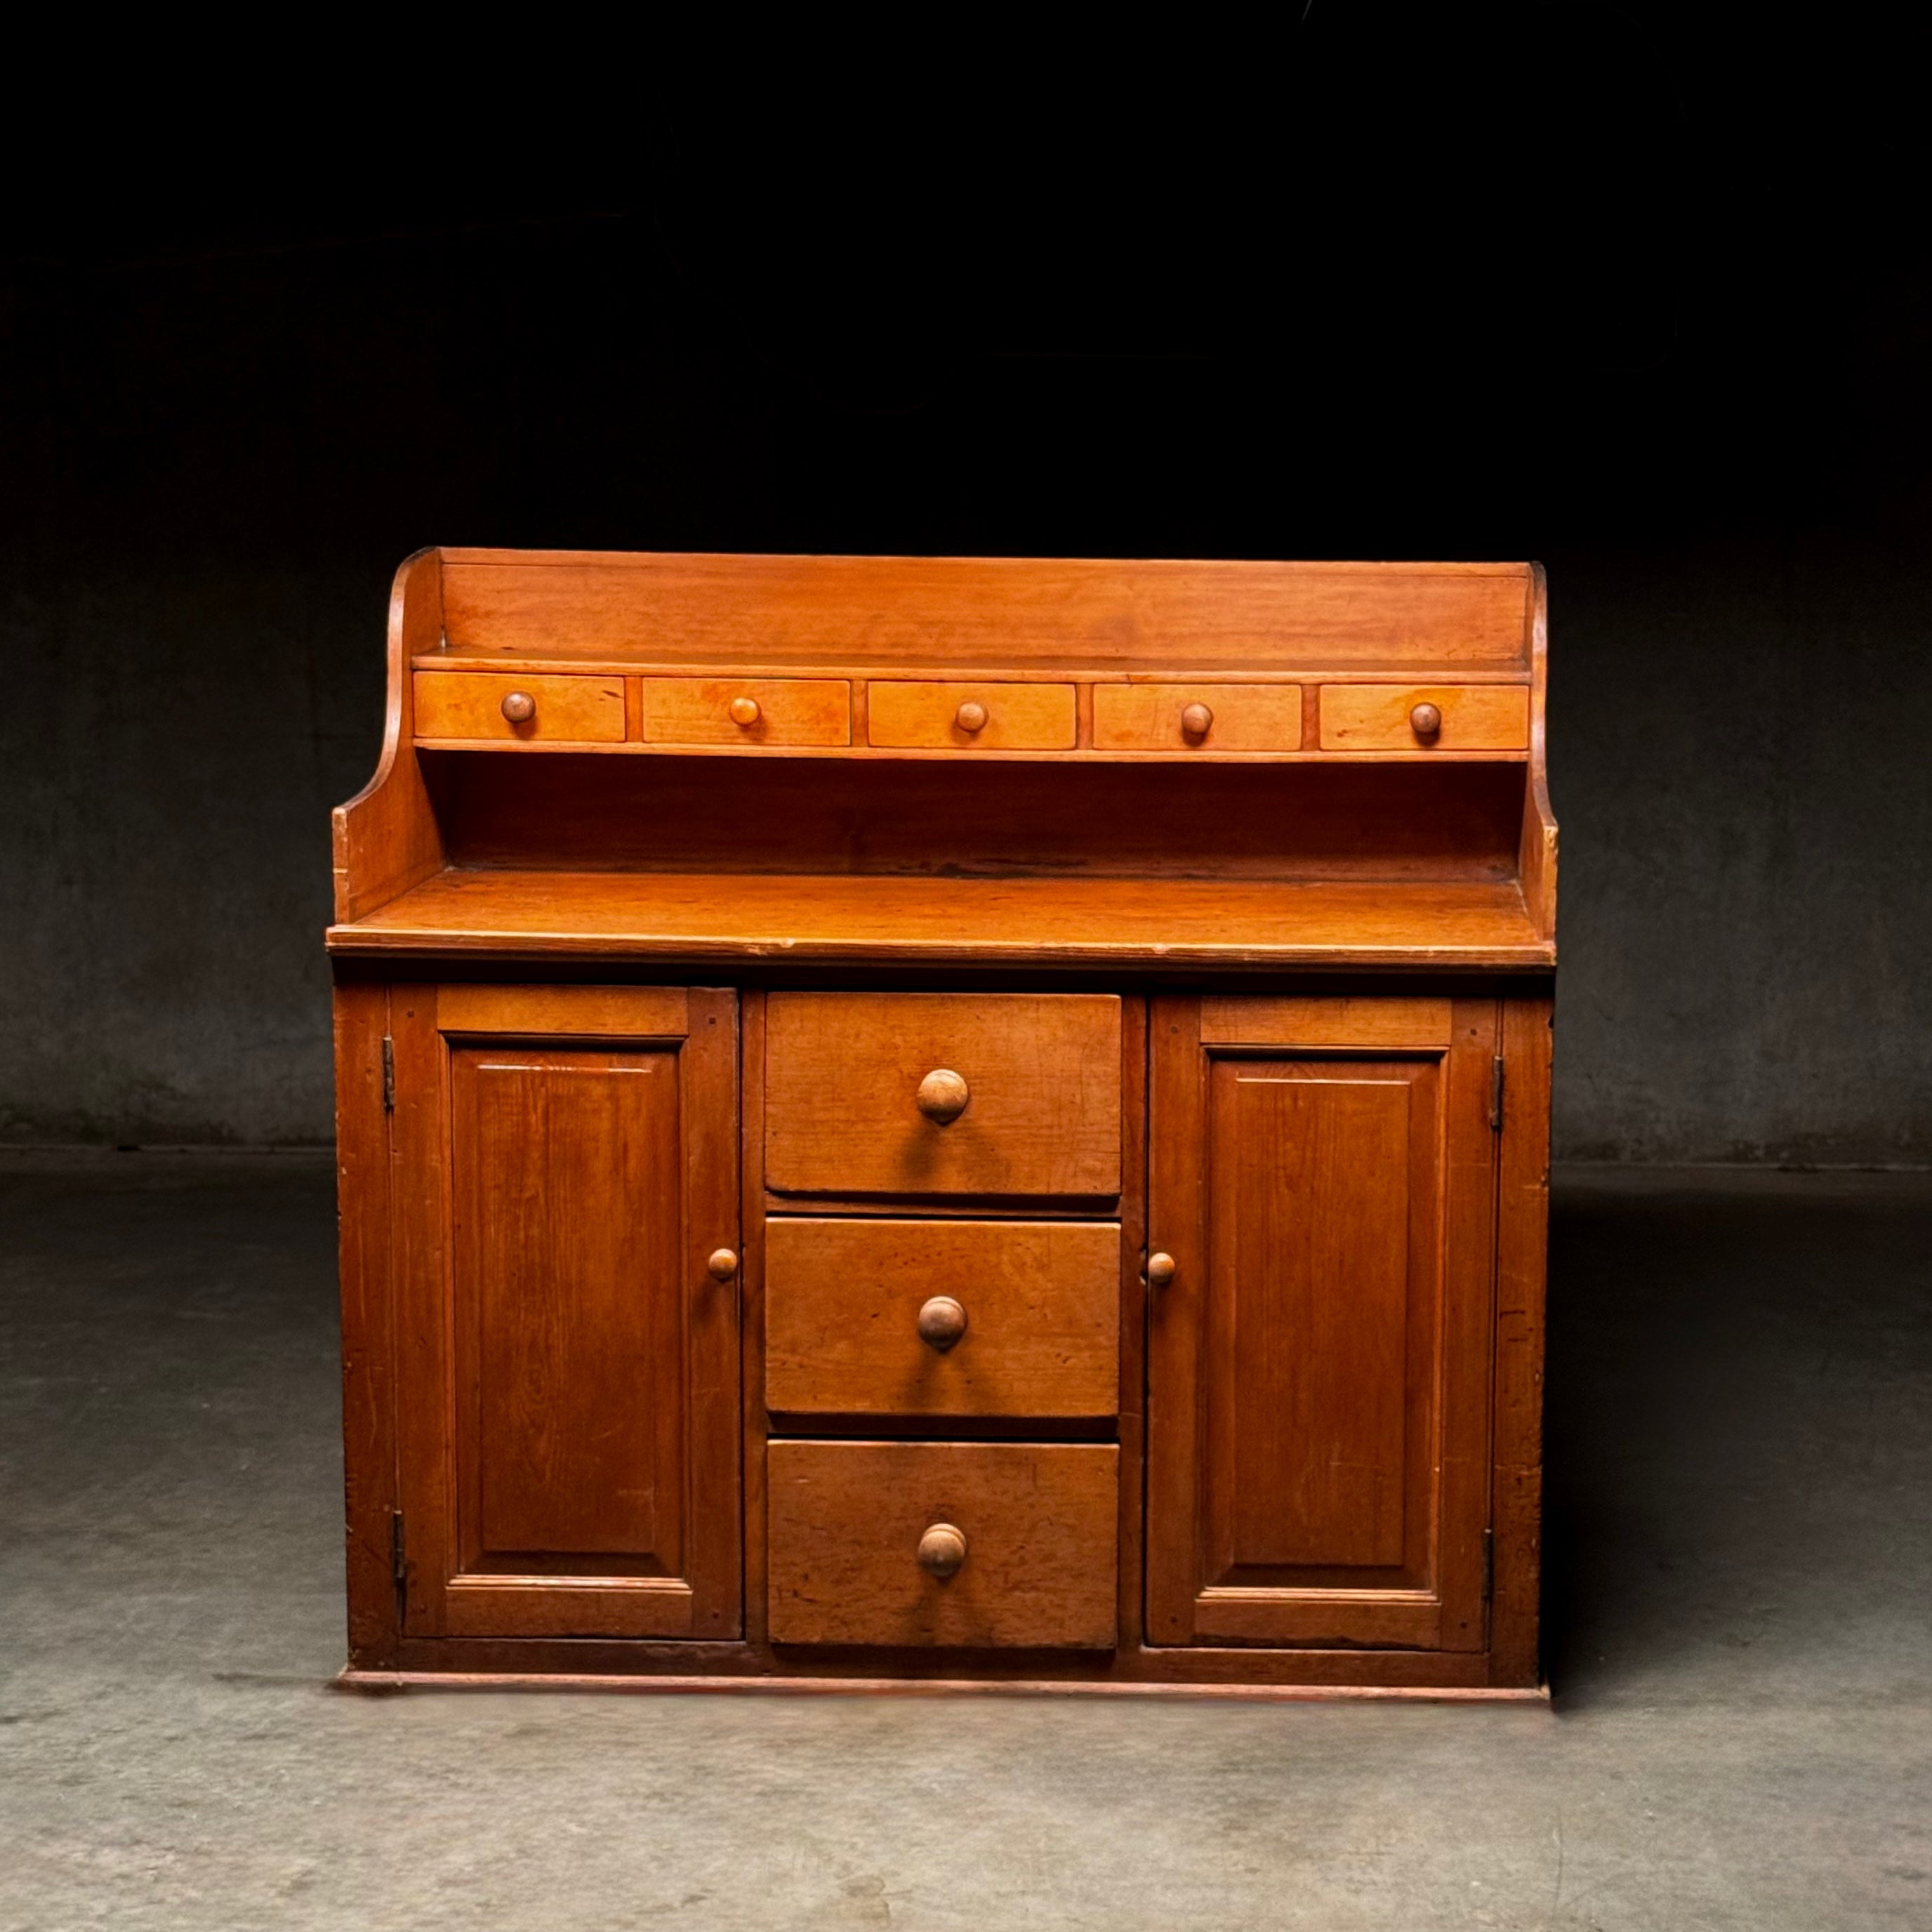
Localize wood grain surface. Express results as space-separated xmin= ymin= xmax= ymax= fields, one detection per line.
xmin=415 ymin=670 xmax=626 ymax=743
xmin=765 ymin=1219 xmax=1120 ymax=1418
xmin=638 ymin=677 xmax=850 ymax=746
xmin=764 ymin=993 xmax=1122 ymax=1198
xmin=767 ymin=1441 xmax=1119 ymax=1648
xmin=1092 ymin=682 xmax=1304 ymax=751
xmin=1320 ymin=684 xmax=1530 ymax=751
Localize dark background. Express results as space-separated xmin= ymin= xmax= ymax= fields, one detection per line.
xmin=1 ymin=7 xmax=1925 ymax=1163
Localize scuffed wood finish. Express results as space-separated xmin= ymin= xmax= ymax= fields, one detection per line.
xmin=767 ymin=1442 xmax=1119 ymax=1647
xmin=1490 ymin=990 xmax=1552 ymax=1686
xmin=435 ymin=552 xmax=1534 ymax=670
xmin=390 ymin=984 xmax=740 ymax=1641
xmin=765 ymin=1219 xmax=1120 ymax=1419
xmin=867 ymin=680 xmax=1077 ymax=750
xmin=765 ymin=993 xmax=1123 ymax=1198
xmin=640 ymin=677 xmax=851 ymax=746
xmin=415 ymin=670 xmax=626 ymax=743
xmin=331 ymin=550 xmax=444 ymax=922
xmin=1092 ymin=683 xmax=1304 ymax=752
xmin=334 ymin=980 xmax=396 ymax=1666
xmin=1321 ymin=684 xmax=1530 ymax=751
xmin=331 ymin=871 xmax=1550 ymax=972
xmin=1145 ymin=995 xmax=1496 ymax=1650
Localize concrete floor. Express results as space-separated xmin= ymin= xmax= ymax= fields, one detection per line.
xmin=0 ymin=1155 xmax=1926 ymax=1931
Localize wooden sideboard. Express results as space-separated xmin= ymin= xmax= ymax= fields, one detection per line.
xmin=329 ymin=549 xmax=1554 ymax=1697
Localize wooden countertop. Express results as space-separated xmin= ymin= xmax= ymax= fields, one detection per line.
xmin=327 ymin=869 xmax=1554 ymax=972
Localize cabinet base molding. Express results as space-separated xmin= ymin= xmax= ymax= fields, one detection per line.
xmin=337 ymin=1669 xmax=1549 ymax=1705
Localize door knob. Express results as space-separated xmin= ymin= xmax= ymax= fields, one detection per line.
xmin=500 ymin=691 xmax=536 ymax=724
xmin=915 ymin=1068 xmax=970 ymax=1124
xmin=728 ymin=696 xmax=761 ymax=727
xmin=954 ymin=699 xmax=989 ymax=734
xmin=917 ymin=1295 xmax=968 ymax=1351
xmin=917 ymin=1523 xmax=967 ymax=1578
xmin=1409 ymin=701 xmax=1443 ymax=739
xmin=1146 ymin=1252 xmax=1177 ymax=1288
xmin=1179 ymin=701 xmax=1213 ymax=739
xmin=706 ymin=1248 xmax=739 ymax=1281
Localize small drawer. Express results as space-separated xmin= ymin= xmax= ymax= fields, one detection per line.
xmin=640 ymin=677 xmax=850 ymax=746
xmin=766 ymin=1219 xmax=1120 ymax=1419
xmin=413 ymin=671 xmax=625 ymax=743
xmin=764 ymin=992 xmax=1122 ymax=1199
xmin=1092 ymin=682 xmax=1303 ymax=751
xmin=867 ymin=680 xmax=1076 ymax=750
xmin=767 ymin=1441 xmax=1119 ymax=1648
xmin=1318 ymin=684 xmax=1530 ymax=751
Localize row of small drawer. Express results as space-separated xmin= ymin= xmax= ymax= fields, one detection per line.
xmin=415 ymin=670 xmax=1530 ymax=751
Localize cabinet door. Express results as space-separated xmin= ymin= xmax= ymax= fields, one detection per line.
xmin=1145 ymin=995 xmax=1496 ymax=1650
xmin=391 ymin=985 xmax=740 ymax=1639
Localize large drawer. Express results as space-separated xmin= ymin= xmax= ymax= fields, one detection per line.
xmin=765 ymin=1218 xmax=1120 ymax=1419
xmin=767 ymin=1441 xmax=1119 ymax=1648
xmin=764 ymin=992 xmax=1122 ymax=1199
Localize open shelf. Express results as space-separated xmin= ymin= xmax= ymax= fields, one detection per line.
xmin=327 ymin=868 xmax=1553 ymax=971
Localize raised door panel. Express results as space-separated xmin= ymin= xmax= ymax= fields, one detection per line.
xmin=1146 ymin=995 xmax=1495 ymax=1650
xmin=392 ymin=985 xmax=740 ymax=1639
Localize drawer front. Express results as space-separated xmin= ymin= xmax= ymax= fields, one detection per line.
xmin=764 ymin=992 xmax=1122 ymax=1198
xmin=1092 ymin=682 xmax=1303 ymax=751
xmin=767 ymin=1441 xmax=1119 ymax=1648
xmin=640 ymin=677 xmax=850 ymax=746
xmin=867 ymin=681 xmax=1076 ymax=750
xmin=1319 ymin=684 xmax=1530 ymax=750
xmin=414 ymin=671 xmax=626 ymax=743
xmin=766 ymin=1219 xmax=1120 ymax=1418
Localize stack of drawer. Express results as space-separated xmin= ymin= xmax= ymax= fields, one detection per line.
xmin=762 ymin=992 xmax=1125 ymax=1649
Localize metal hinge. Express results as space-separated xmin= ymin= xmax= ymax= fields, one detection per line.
xmin=1481 ymin=1527 xmax=1495 ymax=1601
xmin=1489 ymin=1055 xmax=1505 ymax=1132
xmin=381 ymin=1036 xmax=395 ymax=1112
xmin=390 ymin=1509 xmax=407 ymax=1612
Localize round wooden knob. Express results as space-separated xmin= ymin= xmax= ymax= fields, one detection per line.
xmin=1146 ymin=1252 xmax=1177 ymax=1289
xmin=915 ymin=1068 xmax=970 ymax=1124
xmin=954 ymin=699 xmax=989 ymax=734
xmin=500 ymin=691 xmax=536 ymax=724
xmin=1179 ymin=701 xmax=1213 ymax=739
xmin=728 ymin=696 xmax=761 ymax=727
xmin=1410 ymin=701 xmax=1443 ymax=739
xmin=917 ymin=1523 xmax=967 ymax=1579
xmin=706 ymin=1248 xmax=739 ymax=1281
xmin=917 ymin=1295 xmax=968 ymax=1352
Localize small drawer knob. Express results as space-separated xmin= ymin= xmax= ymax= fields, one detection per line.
xmin=500 ymin=691 xmax=536 ymax=724
xmin=954 ymin=699 xmax=989 ymax=734
xmin=728 ymin=696 xmax=761 ymax=727
xmin=1179 ymin=701 xmax=1213 ymax=739
xmin=915 ymin=1068 xmax=970 ymax=1124
xmin=916 ymin=1295 xmax=968 ymax=1352
xmin=1146 ymin=1251 xmax=1177 ymax=1289
xmin=917 ymin=1522 xmax=967 ymax=1579
xmin=1409 ymin=701 xmax=1443 ymax=739
xmin=706 ymin=1248 xmax=739 ymax=1281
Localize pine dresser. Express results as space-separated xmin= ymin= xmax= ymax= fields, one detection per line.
xmin=329 ymin=550 xmax=1554 ymax=1698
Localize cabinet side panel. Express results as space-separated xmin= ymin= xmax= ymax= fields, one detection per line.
xmin=1491 ymin=992 xmax=1551 ymax=1685
xmin=336 ymin=981 xmax=397 ymax=1667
